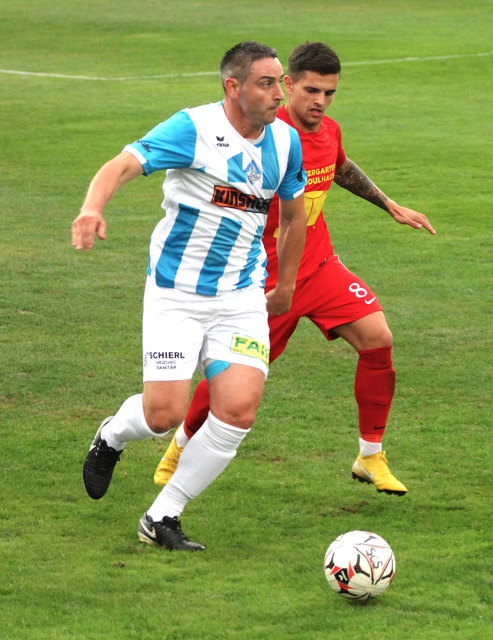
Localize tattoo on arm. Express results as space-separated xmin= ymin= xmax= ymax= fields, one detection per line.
xmin=334 ymin=159 xmax=389 ymax=210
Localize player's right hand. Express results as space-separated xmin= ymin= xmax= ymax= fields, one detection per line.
xmin=71 ymin=210 xmax=107 ymax=250
xmin=265 ymin=285 xmax=294 ymax=316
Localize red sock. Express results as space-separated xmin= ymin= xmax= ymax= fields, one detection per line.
xmin=184 ymin=378 xmax=210 ymax=439
xmin=354 ymin=346 xmax=395 ymax=443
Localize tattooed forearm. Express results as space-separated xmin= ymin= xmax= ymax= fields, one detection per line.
xmin=334 ymin=158 xmax=389 ymax=211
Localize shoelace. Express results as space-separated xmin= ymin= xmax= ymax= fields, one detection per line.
xmin=164 ymin=517 xmax=191 ymax=541
xmin=95 ymin=441 xmax=121 ymax=464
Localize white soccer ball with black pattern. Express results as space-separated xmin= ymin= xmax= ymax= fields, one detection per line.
xmin=324 ymin=530 xmax=395 ymax=600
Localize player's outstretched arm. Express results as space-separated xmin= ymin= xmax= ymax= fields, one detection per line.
xmin=266 ymin=193 xmax=306 ymax=316
xmin=71 ymin=151 xmax=143 ymax=250
xmin=334 ymin=158 xmax=436 ymax=235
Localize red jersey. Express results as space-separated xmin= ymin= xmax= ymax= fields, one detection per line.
xmin=263 ymin=105 xmax=347 ymax=289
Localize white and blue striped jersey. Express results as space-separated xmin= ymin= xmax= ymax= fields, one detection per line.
xmin=124 ymin=102 xmax=306 ymax=296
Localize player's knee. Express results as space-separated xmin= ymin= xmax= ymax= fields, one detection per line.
xmin=233 ymin=408 xmax=257 ymax=430
xmin=376 ymin=326 xmax=393 ymax=348
xmin=214 ymin=403 xmax=258 ymax=430
xmin=144 ymin=406 xmax=183 ymax=434
xmin=358 ymin=325 xmax=393 ymax=350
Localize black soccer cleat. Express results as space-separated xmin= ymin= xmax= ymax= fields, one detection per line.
xmin=83 ymin=417 xmax=122 ymax=499
xmin=137 ymin=513 xmax=205 ymax=551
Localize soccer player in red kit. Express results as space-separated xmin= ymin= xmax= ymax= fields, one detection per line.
xmin=154 ymin=42 xmax=435 ymax=495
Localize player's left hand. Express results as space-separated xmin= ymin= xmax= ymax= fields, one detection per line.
xmin=265 ymin=286 xmax=294 ymax=316
xmin=386 ymin=200 xmax=436 ymax=235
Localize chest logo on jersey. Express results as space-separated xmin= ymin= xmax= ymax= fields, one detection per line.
xmin=227 ymin=152 xmax=264 ymax=186
xmin=212 ymin=186 xmax=271 ymax=214
xmin=246 ymin=160 xmax=261 ymax=184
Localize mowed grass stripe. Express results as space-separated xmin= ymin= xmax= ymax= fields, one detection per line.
xmin=1 ymin=50 xmax=492 ymax=81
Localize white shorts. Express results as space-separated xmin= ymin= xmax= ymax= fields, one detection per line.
xmin=142 ymin=279 xmax=270 ymax=381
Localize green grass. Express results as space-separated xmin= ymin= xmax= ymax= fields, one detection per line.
xmin=1 ymin=1 xmax=492 ymax=638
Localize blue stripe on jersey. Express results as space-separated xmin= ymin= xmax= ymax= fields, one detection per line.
xmin=154 ymin=204 xmax=200 ymax=288
xmin=236 ymin=224 xmax=265 ymax=289
xmin=258 ymin=126 xmax=280 ymax=190
xmin=196 ymin=217 xmax=242 ymax=296
xmin=227 ymin=152 xmax=246 ymax=183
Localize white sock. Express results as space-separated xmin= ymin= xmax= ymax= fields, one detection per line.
xmin=102 ymin=394 xmax=169 ymax=450
xmin=147 ymin=412 xmax=249 ymax=520
xmin=175 ymin=423 xmax=189 ymax=448
xmin=359 ymin=437 xmax=382 ymax=456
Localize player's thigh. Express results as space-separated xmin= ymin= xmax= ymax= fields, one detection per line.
xmin=208 ymin=363 xmax=265 ymax=429
xmin=203 ymin=287 xmax=270 ymax=375
xmin=204 ymin=288 xmax=269 ymax=428
xmin=142 ymin=283 xmax=205 ymax=382
xmin=142 ymin=283 xmax=206 ymax=430
xmin=333 ymin=311 xmax=392 ymax=351
xmin=143 ymin=379 xmax=192 ymax=432
xmin=308 ymin=258 xmax=383 ymax=340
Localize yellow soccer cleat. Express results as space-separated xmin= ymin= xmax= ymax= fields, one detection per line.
xmin=153 ymin=434 xmax=184 ymax=485
xmin=351 ymin=451 xmax=408 ymax=496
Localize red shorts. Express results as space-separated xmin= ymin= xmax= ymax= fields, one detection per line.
xmin=267 ymin=255 xmax=382 ymax=362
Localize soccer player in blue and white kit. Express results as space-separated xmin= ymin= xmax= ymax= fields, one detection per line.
xmin=72 ymin=42 xmax=307 ymax=551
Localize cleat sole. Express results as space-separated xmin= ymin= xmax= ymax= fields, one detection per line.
xmin=377 ymin=488 xmax=407 ymax=496
xmin=352 ymin=472 xmax=407 ymax=495
xmin=352 ymin=472 xmax=371 ymax=485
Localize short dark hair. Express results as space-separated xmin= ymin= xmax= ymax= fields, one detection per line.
xmin=220 ymin=41 xmax=278 ymax=88
xmin=288 ymin=42 xmax=341 ymax=80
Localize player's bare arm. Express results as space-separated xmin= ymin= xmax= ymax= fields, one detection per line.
xmin=266 ymin=193 xmax=306 ymax=316
xmin=334 ymin=158 xmax=435 ymax=235
xmin=72 ymin=151 xmax=143 ymax=250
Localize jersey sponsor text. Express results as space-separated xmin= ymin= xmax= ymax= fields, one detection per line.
xmin=212 ymin=186 xmax=271 ymax=214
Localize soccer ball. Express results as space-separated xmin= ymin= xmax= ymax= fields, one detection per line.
xmin=323 ymin=530 xmax=395 ymax=601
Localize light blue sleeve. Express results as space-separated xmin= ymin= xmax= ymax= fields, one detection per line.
xmin=276 ymin=126 xmax=307 ymax=200
xmin=126 ymin=111 xmax=197 ymax=175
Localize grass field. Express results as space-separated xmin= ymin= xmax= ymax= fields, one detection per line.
xmin=1 ymin=1 xmax=492 ymax=639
